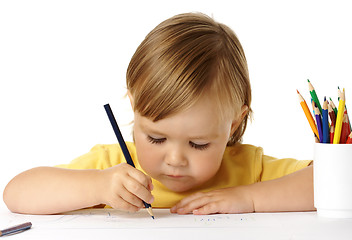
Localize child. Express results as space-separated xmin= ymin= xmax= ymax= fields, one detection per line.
xmin=3 ymin=12 xmax=314 ymax=215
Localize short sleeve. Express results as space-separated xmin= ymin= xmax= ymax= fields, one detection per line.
xmin=55 ymin=143 xmax=131 ymax=170
xmin=260 ymin=154 xmax=312 ymax=181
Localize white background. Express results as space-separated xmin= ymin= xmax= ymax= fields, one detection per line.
xmin=1 ymin=0 xmax=352 ymax=209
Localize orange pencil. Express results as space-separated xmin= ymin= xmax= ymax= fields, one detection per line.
xmin=297 ymin=90 xmax=320 ymax=141
xmin=346 ymin=132 xmax=352 ymax=144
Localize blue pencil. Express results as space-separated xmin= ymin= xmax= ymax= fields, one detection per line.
xmin=314 ymin=102 xmax=323 ymax=143
xmin=322 ymin=97 xmax=330 ymax=143
xmin=0 ymin=222 xmax=32 ymax=237
xmin=104 ymin=103 xmax=154 ymax=219
xmin=311 ymin=98 xmax=316 ymax=115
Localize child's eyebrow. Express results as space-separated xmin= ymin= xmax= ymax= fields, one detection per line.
xmin=140 ymin=123 xmax=167 ymax=137
xmin=189 ymin=134 xmax=219 ymax=140
xmin=140 ymin=122 xmax=219 ymax=140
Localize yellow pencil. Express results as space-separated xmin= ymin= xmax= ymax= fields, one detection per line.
xmin=333 ymin=88 xmax=346 ymax=144
xmin=297 ymin=90 xmax=320 ymax=141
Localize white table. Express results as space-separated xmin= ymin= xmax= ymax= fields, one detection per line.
xmin=1 ymin=208 xmax=351 ymax=240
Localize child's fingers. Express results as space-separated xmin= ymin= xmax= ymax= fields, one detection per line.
xmin=109 ymin=195 xmax=141 ymax=212
xmin=177 ymin=197 xmax=214 ymax=215
xmin=192 ymin=203 xmax=219 ymax=215
xmin=127 ymin=167 xmax=154 ymax=191
xmin=119 ymin=186 xmax=145 ymax=208
xmin=171 ymin=192 xmax=212 ymax=214
xmin=171 ymin=192 xmax=205 ymax=211
xmin=123 ymin=175 xmax=154 ymax=204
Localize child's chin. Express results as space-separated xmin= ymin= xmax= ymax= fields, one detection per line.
xmin=162 ymin=181 xmax=196 ymax=193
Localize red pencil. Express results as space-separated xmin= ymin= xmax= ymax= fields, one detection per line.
xmin=328 ymin=101 xmax=337 ymax=126
xmin=346 ymin=132 xmax=352 ymax=144
xmin=330 ymin=124 xmax=335 ymax=144
xmin=340 ymin=110 xmax=351 ymax=143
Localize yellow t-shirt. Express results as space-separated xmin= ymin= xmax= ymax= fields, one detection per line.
xmin=56 ymin=142 xmax=312 ymax=208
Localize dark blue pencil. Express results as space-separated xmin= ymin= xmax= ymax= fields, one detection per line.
xmin=0 ymin=222 xmax=32 ymax=236
xmin=104 ymin=104 xmax=154 ymax=219
xmin=313 ymin=101 xmax=323 ymax=143
xmin=322 ymin=97 xmax=330 ymax=143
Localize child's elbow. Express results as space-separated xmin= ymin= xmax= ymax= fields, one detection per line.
xmin=3 ymin=180 xmax=22 ymax=213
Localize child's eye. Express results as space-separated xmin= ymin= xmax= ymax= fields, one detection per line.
xmin=189 ymin=141 xmax=210 ymax=150
xmin=147 ymin=136 xmax=166 ymax=144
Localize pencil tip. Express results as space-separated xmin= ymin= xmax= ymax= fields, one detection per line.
xmin=296 ymin=89 xmax=299 ymax=94
xmin=152 ymin=216 xmax=155 ymax=219
xmin=307 ymin=79 xmax=310 ymax=82
xmin=324 ymin=96 xmax=326 ymax=101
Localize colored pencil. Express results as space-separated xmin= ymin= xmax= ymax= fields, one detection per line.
xmin=314 ymin=102 xmax=323 ymax=143
xmin=338 ymin=87 xmax=352 ymax=130
xmin=104 ymin=104 xmax=154 ymax=219
xmin=340 ymin=110 xmax=351 ymax=143
xmin=311 ymin=99 xmax=316 ymax=116
xmin=328 ymin=100 xmax=337 ymax=126
xmin=308 ymin=79 xmax=322 ymax=114
xmin=330 ymin=124 xmax=335 ymax=144
xmin=329 ymin=97 xmax=338 ymax=116
xmin=322 ymin=97 xmax=330 ymax=143
xmin=0 ymin=222 xmax=32 ymax=237
xmin=333 ymin=89 xmax=346 ymax=144
xmin=346 ymin=104 xmax=351 ymax=130
xmin=338 ymin=86 xmax=343 ymax=100
xmin=314 ymin=134 xmax=320 ymax=143
xmin=346 ymin=132 xmax=352 ymax=144
xmin=297 ymin=90 xmax=320 ymax=141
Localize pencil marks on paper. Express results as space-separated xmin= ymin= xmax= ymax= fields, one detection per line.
xmin=6 ymin=209 xmax=257 ymax=229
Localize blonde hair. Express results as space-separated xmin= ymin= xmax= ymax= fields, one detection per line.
xmin=126 ymin=13 xmax=252 ymax=145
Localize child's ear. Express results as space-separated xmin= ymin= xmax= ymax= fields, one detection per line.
xmin=230 ymin=105 xmax=249 ymax=136
xmin=127 ymin=90 xmax=134 ymax=111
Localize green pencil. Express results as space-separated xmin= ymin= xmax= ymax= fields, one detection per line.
xmin=308 ymin=79 xmax=322 ymax=114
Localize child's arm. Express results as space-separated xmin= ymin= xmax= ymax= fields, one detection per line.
xmin=3 ymin=163 xmax=154 ymax=214
xmin=171 ymin=165 xmax=314 ymax=215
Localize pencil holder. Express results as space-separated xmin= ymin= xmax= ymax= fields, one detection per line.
xmin=314 ymin=143 xmax=352 ymax=218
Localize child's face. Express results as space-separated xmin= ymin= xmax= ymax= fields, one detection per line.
xmin=133 ymin=96 xmax=239 ymax=192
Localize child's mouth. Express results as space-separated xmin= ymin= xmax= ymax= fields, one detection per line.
xmin=166 ymin=175 xmax=185 ymax=179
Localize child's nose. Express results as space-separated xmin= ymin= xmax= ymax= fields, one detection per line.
xmin=165 ymin=146 xmax=188 ymax=167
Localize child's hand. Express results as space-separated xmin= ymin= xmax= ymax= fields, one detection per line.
xmin=170 ymin=186 xmax=254 ymax=215
xmin=98 ymin=163 xmax=154 ymax=212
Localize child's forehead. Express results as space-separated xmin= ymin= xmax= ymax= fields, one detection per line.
xmin=135 ymin=99 xmax=232 ymax=139
xmin=148 ymin=93 xmax=239 ymax=124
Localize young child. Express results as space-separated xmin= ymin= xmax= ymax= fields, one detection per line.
xmin=3 ymin=12 xmax=314 ymax=215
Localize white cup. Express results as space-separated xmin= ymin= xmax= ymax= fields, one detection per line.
xmin=314 ymin=143 xmax=352 ymax=218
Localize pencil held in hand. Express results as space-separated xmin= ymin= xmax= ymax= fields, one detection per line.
xmin=104 ymin=104 xmax=155 ymax=219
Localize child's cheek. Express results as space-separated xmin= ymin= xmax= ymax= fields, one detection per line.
xmin=136 ymin=143 xmax=161 ymax=177
xmin=192 ymin=152 xmax=223 ymax=181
